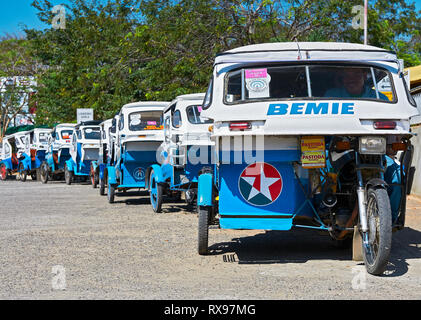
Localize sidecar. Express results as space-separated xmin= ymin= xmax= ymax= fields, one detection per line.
xmin=16 ymin=128 xmax=52 ymax=181
xmin=97 ymin=114 xmax=120 ymax=195
xmin=145 ymin=93 xmax=214 ymax=212
xmin=39 ymin=123 xmax=76 ymax=183
xmin=197 ymin=42 xmax=419 ymax=275
xmin=106 ymin=101 xmax=168 ymax=203
xmin=0 ymin=133 xmax=22 ymax=180
xmin=64 ymin=121 xmax=101 ymax=185
xmin=90 ymin=118 xmax=113 ymax=190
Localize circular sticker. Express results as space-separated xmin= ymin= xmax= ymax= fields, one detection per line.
xmin=246 ymin=79 xmax=268 ymax=92
xmin=133 ymin=167 xmax=145 ymax=181
xmin=238 ymin=162 xmax=283 ymax=206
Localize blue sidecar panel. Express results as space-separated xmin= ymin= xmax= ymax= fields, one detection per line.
xmin=120 ymin=150 xmax=157 ymax=188
xmin=217 ymin=150 xmax=310 ymax=230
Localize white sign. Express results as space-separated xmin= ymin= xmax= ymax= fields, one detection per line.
xmin=77 ymin=109 xmax=94 ymax=123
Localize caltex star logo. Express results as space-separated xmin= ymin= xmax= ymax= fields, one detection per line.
xmin=238 ymin=162 xmax=283 ymax=206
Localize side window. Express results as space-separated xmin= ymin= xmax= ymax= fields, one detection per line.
xmin=119 ymin=115 xmax=124 ymax=131
xmin=172 ymin=110 xmax=182 ymax=128
xmin=4 ymin=143 xmax=10 ymax=155
xmin=203 ymin=78 xmax=213 ymax=109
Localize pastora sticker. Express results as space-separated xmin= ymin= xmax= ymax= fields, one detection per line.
xmin=238 ymin=162 xmax=283 ymax=206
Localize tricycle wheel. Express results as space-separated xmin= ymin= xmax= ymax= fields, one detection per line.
xmin=19 ymin=163 xmax=27 ymax=182
xmin=149 ymin=169 xmax=163 ymax=213
xmin=90 ymin=165 xmax=97 ymax=188
xmin=0 ymin=164 xmax=8 ymax=181
xmin=198 ymin=206 xmax=211 ymax=255
xmin=99 ymin=177 xmax=106 ymax=196
xmin=64 ymin=165 xmax=73 ymax=185
xmin=40 ymin=162 xmax=49 ymax=184
xmin=362 ymin=187 xmax=392 ymax=275
xmin=107 ymin=184 xmax=116 ymax=203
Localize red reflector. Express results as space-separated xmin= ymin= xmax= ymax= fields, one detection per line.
xmin=229 ymin=122 xmax=251 ymax=131
xmin=373 ymin=121 xmax=396 ymax=130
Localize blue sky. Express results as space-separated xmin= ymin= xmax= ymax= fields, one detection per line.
xmin=1 ymin=0 xmax=421 ymax=37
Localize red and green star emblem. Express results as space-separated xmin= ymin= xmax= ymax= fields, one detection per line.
xmin=238 ymin=162 xmax=283 ymax=206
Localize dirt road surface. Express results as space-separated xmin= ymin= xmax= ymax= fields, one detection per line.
xmin=0 ymin=180 xmax=421 ymax=300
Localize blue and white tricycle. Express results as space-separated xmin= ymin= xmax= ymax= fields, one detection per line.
xmin=197 ymin=42 xmax=419 ymax=275
xmin=146 ymin=93 xmax=214 ymax=213
xmin=106 ymin=102 xmax=168 ymax=203
xmin=64 ymin=121 xmax=101 ymax=185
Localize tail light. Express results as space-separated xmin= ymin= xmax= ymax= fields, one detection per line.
xmin=229 ymin=122 xmax=251 ymax=131
xmin=373 ymin=121 xmax=396 ymax=130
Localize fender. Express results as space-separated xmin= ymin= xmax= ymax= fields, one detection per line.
xmin=91 ymin=160 xmax=99 ymax=172
xmin=365 ymin=178 xmax=388 ymax=191
xmin=0 ymin=159 xmax=12 ymax=170
xmin=65 ymin=159 xmax=76 ymax=173
xmin=197 ymin=173 xmax=213 ymax=207
xmin=107 ymin=166 xmax=118 ymax=185
xmin=145 ymin=164 xmax=164 ymax=189
xmin=99 ymin=164 xmax=106 ymax=180
xmin=19 ymin=153 xmax=32 ymax=171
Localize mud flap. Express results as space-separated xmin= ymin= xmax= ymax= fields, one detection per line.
xmin=352 ymin=226 xmax=363 ymax=261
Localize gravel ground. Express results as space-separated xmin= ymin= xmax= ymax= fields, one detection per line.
xmin=0 ymin=179 xmax=421 ymax=300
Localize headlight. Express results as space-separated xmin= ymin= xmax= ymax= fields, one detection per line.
xmin=359 ymin=137 xmax=386 ymax=155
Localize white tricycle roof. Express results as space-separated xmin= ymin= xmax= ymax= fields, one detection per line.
xmin=119 ymin=101 xmax=168 ymax=142
xmin=203 ymin=42 xmax=419 ymax=136
xmin=215 ymin=42 xmax=398 ymax=66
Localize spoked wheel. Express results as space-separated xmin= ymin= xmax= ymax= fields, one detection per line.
xmin=64 ymin=165 xmax=73 ymax=185
xmin=198 ymin=206 xmax=212 ymax=255
xmin=0 ymin=164 xmax=8 ymax=181
xmin=362 ymin=187 xmax=392 ymax=275
xmin=40 ymin=162 xmax=49 ymax=184
xmin=107 ymin=184 xmax=116 ymax=203
xmin=19 ymin=163 xmax=27 ymax=182
xmin=90 ymin=166 xmax=97 ymax=188
xmin=149 ymin=170 xmax=163 ymax=213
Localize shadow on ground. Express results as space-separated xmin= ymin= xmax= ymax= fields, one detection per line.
xmin=207 ymin=227 xmax=421 ymax=277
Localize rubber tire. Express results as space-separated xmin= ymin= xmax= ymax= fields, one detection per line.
xmin=0 ymin=164 xmax=8 ymax=181
xmin=198 ymin=206 xmax=211 ymax=255
xmin=90 ymin=166 xmax=97 ymax=188
xmin=363 ymin=187 xmax=392 ymax=275
xmin=64 ymin=165 xmax=73 ymax=185
xmin=149 ymin=170 xmax=163 ymax=213
xmin=99 ymin=176 xmax=106 ymax=196
xmin=107 ymin=184 xmax=116 ymax=203
xmin=40 ymin=162 xmax=49 ymax=184
xmin=19 ymin=163 xmax=27 ymax=182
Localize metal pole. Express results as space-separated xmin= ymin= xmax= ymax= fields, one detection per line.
xmin=364 ymin=0 xmax=368 ymax=45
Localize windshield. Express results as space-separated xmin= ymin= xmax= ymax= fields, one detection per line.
xmin=128 ymin=111 xmax=163 ymax=131
xmin=38 ymin=132 xmax=49 ymax=143
xmin=60 ymin=130 xmax=73 ymax=140
xmin=225 ymin=65 xmax=395 ymax=103
xmin=186 ymin=105 xmax=213 ymax=124
xmin=83 ymin=127 xmax=101 ymax=140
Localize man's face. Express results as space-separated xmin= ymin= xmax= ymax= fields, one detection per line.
xmin=343 ymin=68 xmax=366 ymax=95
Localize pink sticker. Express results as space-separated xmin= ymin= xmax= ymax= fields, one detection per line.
xmin=197 ymin=106 xmax=203 ymax=112
xmin=245 ymin=69 xmax=267 ymax=79
xmin=147 ymin=121 xmax=157 ymax=125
